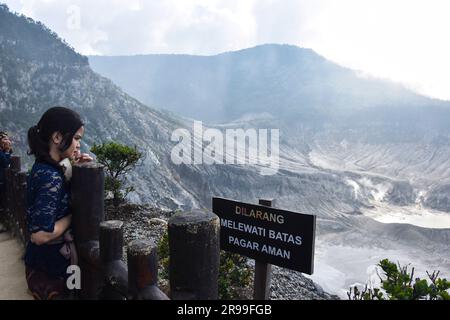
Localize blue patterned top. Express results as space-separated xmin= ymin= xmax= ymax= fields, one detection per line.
xmin=24 ymin=161 xmax=71 ymax=278
xmin=26 ymin=162 xmax=70 ymax=233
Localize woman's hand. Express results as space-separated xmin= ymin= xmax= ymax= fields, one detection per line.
xmin=1 ymin=138 xmax=12 ymax=152
xmin=30 ymin=215 xmax=72 ymax=246
xmin=73 ymin=150 xmax=93 ymax=164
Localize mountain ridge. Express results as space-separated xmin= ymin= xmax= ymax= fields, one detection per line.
xmin=89 ymin=43 xmax=450 ymax=127
xmin=1 ymin=4 xmax=449 ymax=298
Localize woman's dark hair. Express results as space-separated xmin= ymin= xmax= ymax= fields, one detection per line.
xmin=27 ymin=106 xmax=84 ymax=167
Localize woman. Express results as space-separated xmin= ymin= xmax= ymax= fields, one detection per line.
xmin=25 ymin=106 xmax=92 ymax=300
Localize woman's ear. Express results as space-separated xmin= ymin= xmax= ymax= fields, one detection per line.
xmin=51 ymin=132 xmax=63 ymax=145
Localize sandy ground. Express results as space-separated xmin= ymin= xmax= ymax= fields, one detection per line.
xmin=361 ymin=202 xmax=450 ymax=229
xmin=0 ymin=230 xmax=32 ymax=300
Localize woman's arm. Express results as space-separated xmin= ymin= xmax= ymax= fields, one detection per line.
xmin=31 ymin=214 xmax=72 ymax=246
xmin=28 ymin=168 xmax=70 ymax=245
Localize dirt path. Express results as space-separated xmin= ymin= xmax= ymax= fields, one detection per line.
xmin=0 ymin=230 xmax=32 ymax=300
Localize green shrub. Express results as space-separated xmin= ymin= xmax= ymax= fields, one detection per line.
xmin=158 ymin=232 xmax=170 ymax=281
xmin=218 ymin=251 xmax=252 ymax=299
xmin=91 ymin=141 xmax=142 ymax=207
xmin=348 ymin=259 xmax=450 ymax=300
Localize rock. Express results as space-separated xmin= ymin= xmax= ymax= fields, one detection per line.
xmin=149 ymin=218 xmax=168 ymax=226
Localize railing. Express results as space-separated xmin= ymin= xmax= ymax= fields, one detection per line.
xmin=1 ymin=156 xmax=29 ymax=244
xmin=0 ymin=156 xmax=221 ymax=300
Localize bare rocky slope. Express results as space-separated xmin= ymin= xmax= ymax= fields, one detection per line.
xmin=1 ymin=4 xmax=449 ymax=298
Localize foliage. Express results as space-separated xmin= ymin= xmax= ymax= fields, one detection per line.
xmin=158 ymin=231 xmax=170 ymax=280
xmin=218 ymin=251 xmax=252 ymax=299
xmin=91 ymin=142 xmax=142 ymax=207
xmin=157 ymin=231 xmax=253 ymax=299
xmin=348 ymin=259 xmax=450 ymax=300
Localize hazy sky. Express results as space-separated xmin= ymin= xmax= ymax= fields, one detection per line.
xmin=3 ymin=0 xmax=450 ymax=101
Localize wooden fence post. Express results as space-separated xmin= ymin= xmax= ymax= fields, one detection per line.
xmin=0 ymin=165 xmax=5 ymax=224
xmin=168 ymin=209 xmax=220 ymax=300
xmin=15 ymin=171 xmax=29 ymax=244
xmin=4 ymin=156 xmax=21 ymax=235
xmin=2 ymin=168 xmax=12 ymax=232
xmin=71 ymin=162 xmax=104 ymax=299
xmin=9 ymin=169 xmax=19 ymax=237
xmin=10 ymin=156 xmax=21 ymax=172
xmin=0 ymin=155 xmax=31 ymax=245
xmin=98 ymin=220 xmax=128 ymax=299
xmin=127 ymin=239 xmax=169 ymax=300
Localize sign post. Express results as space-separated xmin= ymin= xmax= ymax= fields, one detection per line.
xmin=253 ymin=199 xmax=274 ymax=300
xmin=212 ymin=197 xmax=316 ymax=299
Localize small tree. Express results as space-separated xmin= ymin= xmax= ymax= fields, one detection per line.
xmin=348 ymin=259 xmax=450 ymax=300
xmin=91 ymin=142 xmax=142 ymax=207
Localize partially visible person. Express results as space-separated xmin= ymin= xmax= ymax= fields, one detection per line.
xmin=0 ymin=131 xmax=13 ymax=194
xmin=25 ymin=107 xmax=92 ymax=300
xmin=0 ymin=131 xmax=13 ymax=227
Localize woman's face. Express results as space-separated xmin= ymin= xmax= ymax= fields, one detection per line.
xmin=62 ymin=126 xmax=84 ymax=160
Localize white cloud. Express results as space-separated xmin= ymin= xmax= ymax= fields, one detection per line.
xmin=3 ymin=0 xmax=450 ymax=100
